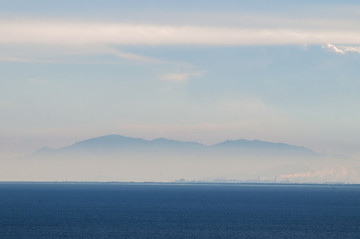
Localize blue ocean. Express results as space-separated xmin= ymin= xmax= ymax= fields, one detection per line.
xmin=0 ymin=183 xmax=359 ymax=238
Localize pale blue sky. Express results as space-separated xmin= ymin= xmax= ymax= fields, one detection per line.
xmin=1 ymin=0 xmax=360 ymax=158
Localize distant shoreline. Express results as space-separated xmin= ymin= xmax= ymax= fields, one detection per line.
xmin=0 ymin=181 xmax=359 ymax=187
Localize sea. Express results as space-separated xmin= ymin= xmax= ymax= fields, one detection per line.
xmin=0 ymin=183 xmax=359 ymax=238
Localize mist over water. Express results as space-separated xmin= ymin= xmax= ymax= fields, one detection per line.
xmin=1 ymin=146 xmax=359 ymax=183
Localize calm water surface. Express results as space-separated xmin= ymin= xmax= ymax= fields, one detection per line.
xmin=0 ymin=183 xmax=359 ymax=238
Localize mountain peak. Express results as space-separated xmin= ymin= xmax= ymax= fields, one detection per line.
xmin=212 ymin=138 xmax=314 ymax=155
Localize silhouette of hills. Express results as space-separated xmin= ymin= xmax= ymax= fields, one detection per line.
xmin=33 ymin=134 xmax=316 ymax=157
xmin=211 ymin=139 xmax=314 ymax=155
xmin=24 ymin=135 xmax=358 ymax=183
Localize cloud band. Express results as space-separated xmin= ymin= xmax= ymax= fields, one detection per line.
xmin=2 ymin=21 xmax=360 ymax=46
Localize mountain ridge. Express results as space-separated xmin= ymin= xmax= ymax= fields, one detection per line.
xmin=33 ymin=134 xmax=316 ymax=156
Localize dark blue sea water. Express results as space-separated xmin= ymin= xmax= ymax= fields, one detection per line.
xmin=0 ymin=183 xmax=359 ymax=238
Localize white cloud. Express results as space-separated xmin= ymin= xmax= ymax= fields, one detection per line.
xmin=322 ymin=43 xmax=345 ymax=54
xmin=1 ymin=20 xmax=360 ymax=47
xmin=159 ymin=71 xmax=203 ymax=82
xmin=111 ymin=50 xmax=168 ymax=64
xmin=323 ymin=43 xmax=360 ymax=54
xmin=342 ymin=46 xmax=360 ymax=54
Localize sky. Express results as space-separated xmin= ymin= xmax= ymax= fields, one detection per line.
xmin=1 ymin=0 xmax=360 ymax=159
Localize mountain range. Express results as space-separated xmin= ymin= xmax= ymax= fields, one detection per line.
xmin=33 ymin=134 xmax=316 ymax=157
xmin=15 ymin=134 xmax=359 ymax=183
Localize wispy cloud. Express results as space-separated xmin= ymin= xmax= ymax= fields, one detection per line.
xmin=111 ymin=50 xmax=169 ymax=64
xmin=159 ymin=71 xmax=203 ymax=82
xmin=323 ymin=43 xmax=360 ymax=54
xmin=0 ymin=45 xmax=187 ymax=66
xmin=0 ymin=56 xmax=57 ymax=63
xmin=322 ymin=43 xmax=345 ymax=54
xmin=2 ymin=20 xmax=360 ymax=47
